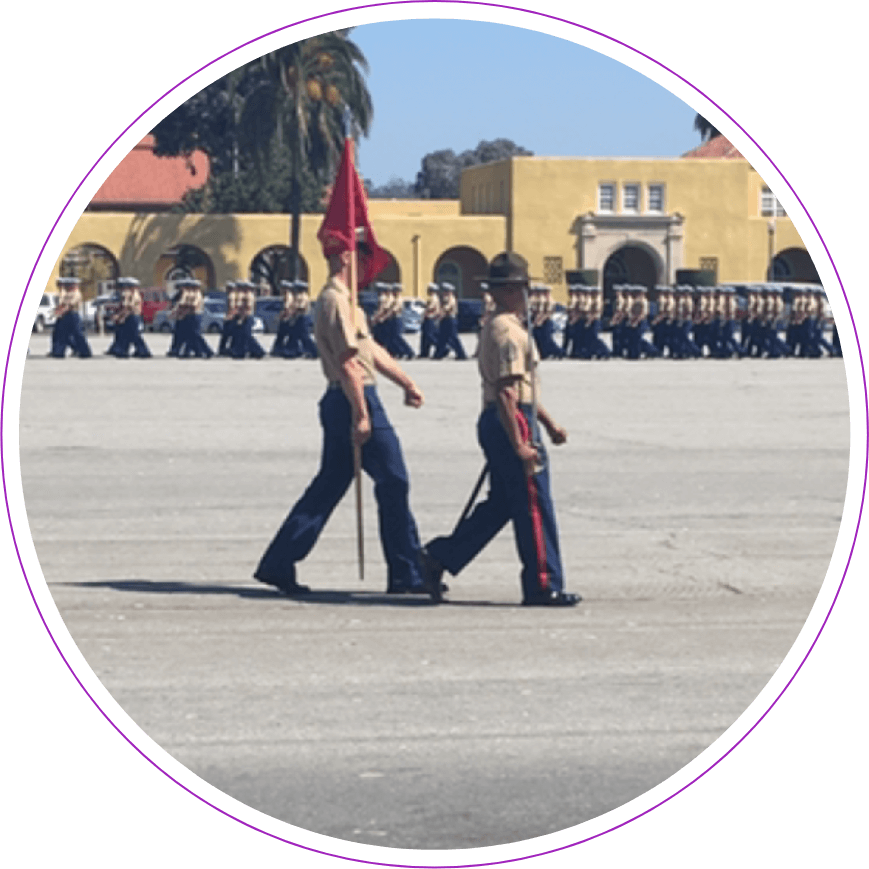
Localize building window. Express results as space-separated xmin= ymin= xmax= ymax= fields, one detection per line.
xmin=622 ymin=183 xmax=640 ymax=213
xmin=699 ymin=257 xmax=719 ymax=283
xmin=760 ymin=187 xmax=786 ymax=217
xmin=543 ymin=257 xmax=563 ymax=285
xmin=598 ymin=182 xmax=615 ymax=213
xmin=648 ymin=184 xmax=665 ymax=213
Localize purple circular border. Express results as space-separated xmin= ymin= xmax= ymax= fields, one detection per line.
xmin=3 ymin=2 xmax=866 ymax=865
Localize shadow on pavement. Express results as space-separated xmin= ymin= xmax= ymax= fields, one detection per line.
xmin=61 ymin=579 xmax=451 ymax=606
xmin=59 ymin=579 xmax=523 ymax=607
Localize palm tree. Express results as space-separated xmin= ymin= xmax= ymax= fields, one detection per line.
xmin=694 ymin=113 xmax=721 ymax=142
xmin=239 ymin=30 xmax=373 ymax=279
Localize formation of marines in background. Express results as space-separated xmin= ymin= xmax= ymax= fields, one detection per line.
xmin=44 ymin=274 xmax=840 ymax=363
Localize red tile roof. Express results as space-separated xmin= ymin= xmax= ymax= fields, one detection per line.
xmin=681 ymin=135 xmax=745 ymax=159
xmin=90 ymin=134 xmax=209 ymax=209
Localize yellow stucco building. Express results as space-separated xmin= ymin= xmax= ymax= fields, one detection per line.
xmin=49 ymin=137 xmax=818 ymax=303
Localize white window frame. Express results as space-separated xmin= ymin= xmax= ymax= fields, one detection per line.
xmin=647 ymin=183 xmax=665 ymax=214
xmin=622 ymin=182 xmax=640 ymax=214
xmin=598 ymin=182 xmax=615 ymax=213
xmin=760 ymin=186 xmax=786 ymax=217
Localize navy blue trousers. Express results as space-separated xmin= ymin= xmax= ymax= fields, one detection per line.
xmin=219 ymin=319 xmax=236 ymax=356
xmin=256 ymin=386 xmax=425 ymax=590
xmin=435 ymin=317 xmax=466 ymax=359
xmin=110 ymin=316 xmax=151 ymax=357
xmin=231 ymin=316 xmax=264 ymax=358
xmin=387 ymin=318 xmax=414 ymax=359
xmin=427 ymin=404 xmax=565 ymax=602
xmin=419 ymin=319 xmax=437 ymax=358
xmin=293 ymin=316 xmax=319 ymax=358
xmin=51 ymin=312 xmax=92 ymax=358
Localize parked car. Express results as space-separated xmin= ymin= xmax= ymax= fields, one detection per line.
xmin=457 ymin=298 xmax=484 ymax=333
xmin=88 ymin=293 xmax=121 ymax=332
xmin=153 ymin=301 xmax=263 ymax=334
xmin=140 ymin=288 xmax=170 ymax=328
xmin=401 ymin=298 xmax=425 ymax=333
xmin=33 ymin=293 xmax=58 ymax=333
xmin=254 ymin=296 xmax=284 ymax=333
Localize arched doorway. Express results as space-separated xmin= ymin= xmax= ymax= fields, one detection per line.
xmin=433 ymin=246 xmax=488 ymax=298
xmin=154 ymin=244 xmax=214 ymax=289
xmin=771 ymin=247 xmax=820 ymax=283
xmin=249 ymin=245 xmax=309 ymax=294
xmin=60 ymin=243 xmax=119 ymax=298
xmin=602 ymin=244 xmax=660 ymax=309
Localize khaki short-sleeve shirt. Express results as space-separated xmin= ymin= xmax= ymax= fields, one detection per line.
xmin=478 ymin=310 xmax=540 ymax=406
xmin=59 ymin=288 xmax=81 ymax=310
xmin=314 ymin=277 xmax=377 ymax=387
xmin=424 ymin=296 xmax=440 ymax=318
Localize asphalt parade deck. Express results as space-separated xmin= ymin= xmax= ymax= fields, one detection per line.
xmin=18 ymin=332 xmax=850 ymax=850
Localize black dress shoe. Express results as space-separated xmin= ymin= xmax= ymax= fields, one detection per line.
xmin=387 ymin=580 xmax=449 ymax=596
xmin=253 ymin=570 xmax=310 ymax=596
xmin=522 ymin=590 xmax=581 ymax=607
xmin=419 ymin=549 xmax=447 ymax=603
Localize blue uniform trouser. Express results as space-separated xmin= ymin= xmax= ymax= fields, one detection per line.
xmin=179 ymin=315 xmax=214 ymax=358
xmin=295 ymin=316 xmax=318 ymax=358
xmin=50 ymin=316 xmax=69 ymax=356
xmin=419 ymin=319 xmax=437 ymax=357
xmin=112 ymin=316 xmax=151 ymax=357
xmin=231 ymin=316 xmax=263 ymax=358
xmin=167 ymin=318 xmax=185 ymax=356
xmin=435 ymin=317 xmax=466 ymax=359
xmin=389 ymin=319 xmax=414 ymax=359
xmin=256 ymin=386 xmax=425 ymax=590
xmin=427 ymin=404 xmax=565 ymax=602
xmin=51 ymin=312 xmax=91 ymax=357
xmin=588 ymin=321 xmax=610 ymax=358
xmin=272 ymin=320 xmax=291 ymax=356
xmin=219 ymin=319 xmax=236 ymax=355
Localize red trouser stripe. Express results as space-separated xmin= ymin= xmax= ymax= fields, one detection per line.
xmin=516 ymin=411 xmax=549 ymax=592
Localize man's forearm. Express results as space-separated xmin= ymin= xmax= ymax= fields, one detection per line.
xmin=339 ymin=355 xmax=368 ymax=421
xmin=496 ymin=386 xmax=527 ymax=454
xmin=371 ymin=342 xmax=413 ymax=391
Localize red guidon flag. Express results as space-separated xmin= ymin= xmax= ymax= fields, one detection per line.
xmin=317 ymin=139 xmax=390 ymax=288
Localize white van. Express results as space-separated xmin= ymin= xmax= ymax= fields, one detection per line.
xmin=33 ymin=293 xmax=58 ymax=333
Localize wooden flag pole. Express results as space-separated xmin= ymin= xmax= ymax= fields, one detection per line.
xmin=347 ymin=136 xmax=364 ymax=582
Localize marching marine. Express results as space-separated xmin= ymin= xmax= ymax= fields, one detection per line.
xmin=50 ymin=276 xmax=92 ymax=358
xmin=389 ymin=284 xmax=415 ymax=360
xmin=434 ymin=281 xmax=467 ymax=359
xmin=231 ymin=280 xmax=265 ymax=359
xmin=290 ymin=280 xmax=319 ymax=359
xmin=108 ymin=277 xmax=151 ymax=358
xmin=419 ymin=283 xmax=441 ymax=358
xmin=422 ymin=252 xmax=579 ymax=606
xmin=270 ymin=280 xmax=295 ymax=357
xmin=219 ymin=281 xmax=239 ymax=357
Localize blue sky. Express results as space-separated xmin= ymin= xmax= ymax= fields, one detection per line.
xmin=351 ymin=19 xmax=701 ymax=186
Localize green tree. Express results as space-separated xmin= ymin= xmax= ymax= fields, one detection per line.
xmin=237 ymin=30 xmax=373 ymax=278
xmin=693 ymin=113 xmax=721 ymax=142
xmin=414 ymin=139 xmax=534 ymax=198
